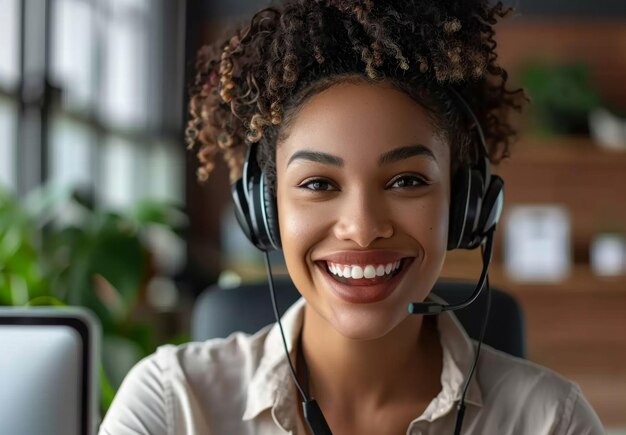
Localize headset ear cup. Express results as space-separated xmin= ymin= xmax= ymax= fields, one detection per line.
xmin=231 ymin=177 xmax=257 ymax=247
xmin=230 ymin=143 xmax=281 ymax=252
xmin=261 ymin=172 xmax=281 ymax=250
xmin=249 ymin=171 xmax=268 ymax=251
xmin=247 ymin=170 xmax=281 ymax=252
xmin=477 ymin=174 xmax=504 ymax=234
xmin=462 ymin=169 xmax=486 ymax=249
xmin=459 ymin=169 xmax=486 ymax=249
xmin=448 ymin=166 xmax=484 ymax=250
xmin=448 ymin=166 xmax=470 ymax=250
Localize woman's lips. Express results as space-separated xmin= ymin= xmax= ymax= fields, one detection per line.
xmin=317 ymin=257 xmax=414 ymax=304
xmin=318 ymin=250 xmax=408 ymax=265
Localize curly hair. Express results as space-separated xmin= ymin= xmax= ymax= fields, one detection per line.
xmin=185 ymin=0 xmax=527 ymax=190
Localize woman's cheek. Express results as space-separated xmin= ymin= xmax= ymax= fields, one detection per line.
xmin=280 ymin=200 xmax=313 ymax=257
xmin=394 ymin=193 xmax=448 ymax=260
xmin=278 ymin=203 xmax=318 ymax=296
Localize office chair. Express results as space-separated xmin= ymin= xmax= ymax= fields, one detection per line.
xmin=192 ymin=279 xmax=526 ymax=358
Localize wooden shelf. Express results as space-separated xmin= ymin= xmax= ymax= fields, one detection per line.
xmin=441 ymin=260 xmax=626 ymax=294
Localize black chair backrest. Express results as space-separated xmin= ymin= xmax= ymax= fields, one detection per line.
xmin=192 ymin=279 xmax=526 ymax=358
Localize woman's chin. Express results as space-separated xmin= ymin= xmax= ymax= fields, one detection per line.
xmin=320 ymin=302 xmax=414 ymax=341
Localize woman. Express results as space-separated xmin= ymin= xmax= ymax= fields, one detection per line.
xmin=100 ymin=1 xmax=603 ymax=434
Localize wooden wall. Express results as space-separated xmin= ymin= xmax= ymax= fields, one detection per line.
xmin=441 ymin=21 xmax=626 ymax=428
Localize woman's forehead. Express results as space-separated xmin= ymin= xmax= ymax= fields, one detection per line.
xmin=276 ymin=81 xmax=449 ymax=165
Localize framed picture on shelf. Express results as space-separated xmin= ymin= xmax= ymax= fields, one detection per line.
xmin=504 ymin=205 xmax=572 ymax=283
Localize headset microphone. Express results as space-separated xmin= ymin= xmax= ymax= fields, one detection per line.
xmin=408 ymin=227 xmax=494 ymax=315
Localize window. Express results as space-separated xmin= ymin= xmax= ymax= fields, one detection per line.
xmin=49 ymin=113 xmax=95 ymax=192
xmin=50 ymin=0 xmax=96 ymax=109
xmin=98 ymin=0 xmax=150 ymax=129
xmin=0 ymin=0 xmax=21 ymax=192
xmin=0 ymin=97 xmax=18 ymax=191
xmin=4 ymin=0 xmax=186 ymax=208
xmin=0 ymin=0 xmax=21 ymax=90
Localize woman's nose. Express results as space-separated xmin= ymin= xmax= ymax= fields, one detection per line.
xmin=332 ymin=190 xmax=394 ymax=247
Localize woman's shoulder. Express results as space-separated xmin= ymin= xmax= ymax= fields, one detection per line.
xmin=99 ymin=326 xmax=275 ymax=435
xmin=136 ymin=324 xmax=277 ymax=406
xmin=155 ymin=326 xmax=274 ymax=375
xmin=479 ymin=344 xmax=574 ymax=396
xmin=477 ymin=344 xmax=603 ymax=433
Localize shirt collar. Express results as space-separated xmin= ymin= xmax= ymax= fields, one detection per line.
xmin=243 ymin=294 xmax=483 ymax=428
xmin=242 ymin=297 xmax=306 ymax=431
xmin=417 ymin=293 xmax=483 ymax=423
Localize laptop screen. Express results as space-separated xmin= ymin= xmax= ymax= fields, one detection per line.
xmin=0 ymin=308 xmax=99 ymax=435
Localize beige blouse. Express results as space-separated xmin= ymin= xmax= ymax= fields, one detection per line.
xmin=99 ymin=297 xmax=604 ymax=435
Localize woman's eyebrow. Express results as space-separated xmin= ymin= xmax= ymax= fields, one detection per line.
xmin=378 ymin=144 xmax=437 ymax=166
xmin=286 ymin=144 xmax=436 ymax=168
xmin=287 ymin=150 xmax=344 ymax=167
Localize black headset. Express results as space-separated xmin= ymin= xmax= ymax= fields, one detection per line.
xmin=231 ymin=87 xmax=504 ymax=254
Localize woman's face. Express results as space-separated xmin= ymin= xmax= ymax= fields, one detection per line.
xmin=276 ymin=80 xmax=450 ymax=340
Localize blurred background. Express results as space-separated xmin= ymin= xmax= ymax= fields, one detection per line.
xmin=1 ymin=0 xmax=625 ymax=431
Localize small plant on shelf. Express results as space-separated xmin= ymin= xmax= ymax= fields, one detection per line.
xmin=520 ymin=61 xmax=602 ymax=137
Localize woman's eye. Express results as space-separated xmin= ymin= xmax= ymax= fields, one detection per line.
xmin=298 ymin=178 xmax=337 ymax=191
xmin=388 ymin=175 xmax=428 ymax=189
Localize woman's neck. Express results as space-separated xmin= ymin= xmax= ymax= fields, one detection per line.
xmin=298 ymin=304 xmax=443 ymax=414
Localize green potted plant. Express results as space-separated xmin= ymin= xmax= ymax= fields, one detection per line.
xmin=0 ymin=183 xmax=188 ymax=411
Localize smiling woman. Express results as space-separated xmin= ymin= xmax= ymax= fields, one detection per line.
xmin=99 ymin=1 xmax=604 ymax=435
xmin=276 ymin=82 xmax=449 ymax=342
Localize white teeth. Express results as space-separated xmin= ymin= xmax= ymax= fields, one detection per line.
xmin=342 ymin=266 xmax=350 ymax=278
xmin=333 ymin=265 xmax=340 ymax=276
xmin=351 ymin=266 xmax=364 ymax=279
xmin=326 ymin=260 xmax=403 ymax=280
